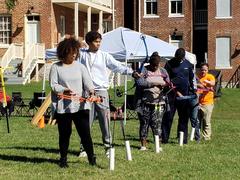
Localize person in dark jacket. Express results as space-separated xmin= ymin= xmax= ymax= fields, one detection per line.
xmin=161 ymin=48 xmax=195 ymax=144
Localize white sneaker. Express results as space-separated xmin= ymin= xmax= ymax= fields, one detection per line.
xmin=78 ymin=151 xmax=87 ymax=158
xmin=159 ymin=147 xmax=163 ymax=152
xmin=105 ymin=149 xmax=110 ymax=158
xmin=139 ymin=146 xmax=147 ymax=151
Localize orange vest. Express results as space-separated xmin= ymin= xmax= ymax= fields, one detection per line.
xmin=198 ymin=73 xmax=215 ymax=105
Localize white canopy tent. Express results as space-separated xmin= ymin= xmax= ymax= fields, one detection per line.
xmin=99 ymin=27 xmax=196 ymax=124
xmin=100 ymin=27 xmax=196 ymax=64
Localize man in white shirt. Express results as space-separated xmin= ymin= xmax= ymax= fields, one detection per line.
xmin=78 ymin=31 xmax=138 ymax=157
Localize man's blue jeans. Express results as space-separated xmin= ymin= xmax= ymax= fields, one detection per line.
xmin=189 ymin=95 xmax=200 ymax=141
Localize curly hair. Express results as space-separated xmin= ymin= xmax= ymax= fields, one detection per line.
xmin=57 ymin=37 xmax=80 ymax=61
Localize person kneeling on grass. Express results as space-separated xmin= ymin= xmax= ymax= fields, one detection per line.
xmin=49 ymin=37 xmax=96 ymax=168
xmin=134 ymin=52 xmax=170 ymax=150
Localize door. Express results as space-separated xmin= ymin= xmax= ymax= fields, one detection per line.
xmin=25 ymin=15 xmax=40 ymax=54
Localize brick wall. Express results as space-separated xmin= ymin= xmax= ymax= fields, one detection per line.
xmin=115 ymin=0 xmax=124 ymax=27
xmin=0 ymin=0 xmax=115 ymax=57
xmin=140 ymin=0 xmax=193 ymax=53
xmin=0 ymin=0 xmax=52 ymax=51
xmin=137 ymin=0 xmax=240 ymax=82
xmin=208 ymin=0 xmax=240 ymax=81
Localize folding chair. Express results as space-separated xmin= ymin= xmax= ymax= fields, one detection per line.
xmin=29 ymin=92 xmax=46 ymax=110
xmin=12 ymin=92 xmax=28 ymax=116
xmin=209 ymin=69 xmax=222 ymax=98
xmin=121 ymin=95 xmax=138 ymax=119
xmin=29 ymin=92 xmax=51 ymax=118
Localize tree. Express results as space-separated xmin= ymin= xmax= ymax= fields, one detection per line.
xmin=5 ymin=0 xmax=17 ymax=12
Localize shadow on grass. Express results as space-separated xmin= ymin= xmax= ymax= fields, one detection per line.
xmin=0 ymin=154 xmax=105 ymax=169
xmin=0 ymin=146 xmax=79 ymax=156
xmin=0 ymin=154 xmax=59 ymax=164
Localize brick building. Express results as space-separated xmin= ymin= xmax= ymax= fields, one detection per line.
xmin=0 ymin=0 xmax=239 ymax=84
xmin=123 ymin=0 xmax=240 ymax=83
xmin=0 ymin=0 xmax=117 ymax=84
xmin=0 ymin=0 xmax=115 ymax=53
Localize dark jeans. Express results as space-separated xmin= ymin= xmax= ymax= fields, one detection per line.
xmin=188 ymin=95 xmax=200 ymax=140
xmin=56 ymin=110 xmax=94 ymax=160
xmin=161 ymin=93 xmax=176 ymax=143
xmin=176 ymin=99 xmax=190 ymax=144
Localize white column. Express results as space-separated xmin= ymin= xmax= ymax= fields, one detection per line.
xmin=138 ymin=0 xmax=141 ymax=32
xmin=87 ymin=7 xmax=92 ymax=32
xmin=35 ymin=63 xmax=39 ymax=82
xmin=24 ymin=15 xmax=28 ymax=56
xmin=74 ymin=3 xmax=79 ymax=38
xmin=99 ymin=10 xmax=103 ymax=34
xmin=112 ymin=0 xmax=115 ymax=29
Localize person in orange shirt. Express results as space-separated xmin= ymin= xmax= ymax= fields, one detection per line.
xmin=197 ymin=63 xmax=215 ymax=140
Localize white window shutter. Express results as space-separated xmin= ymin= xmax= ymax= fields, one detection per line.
xmin=216 ymin=37 xmax=231 ymax=68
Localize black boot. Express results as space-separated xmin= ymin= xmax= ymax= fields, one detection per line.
xmin=88 ymin=155 xmax=96 ymax=166
xmin=59 ymin=157 xmax=69 ymax=168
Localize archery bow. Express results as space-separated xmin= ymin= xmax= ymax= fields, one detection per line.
xmin=57 ymin=94 xmax=103 ymax=103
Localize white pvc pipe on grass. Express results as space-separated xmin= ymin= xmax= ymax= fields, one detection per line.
xmin=155 ymin=135 xmax=160 ymax=153
xmin=190 ymin=127 xmax=195 ymax=141
xmin=179 ymin=131 xmax=184 ymax=146
xmin=109 ymin=147 xmax=115 ymax=171
xmin=125 ymin=140 xmax=132 ymax=161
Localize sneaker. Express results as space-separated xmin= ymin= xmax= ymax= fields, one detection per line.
xmin=78 ymin=151 xmax=87 ymax=158
xmin=105 ymin=148 xmax=110 ymax=158
xmin=139 ymin=146 xmax=147 ymax=151
xmin=140 ymin=139 xmax=147 ymax=151
xmin=159 ymin=147 xmax=163 ymax=152
xmin=204 ymin=137 xmax=211 ymax=141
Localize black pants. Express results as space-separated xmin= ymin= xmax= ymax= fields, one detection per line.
xmin=56 ymin=110 xmax=94 ymax=159
xmin=161 ymin=93 xmax=176 ymax=143
xmin=176 ymin=99 xmax=190 ymax=144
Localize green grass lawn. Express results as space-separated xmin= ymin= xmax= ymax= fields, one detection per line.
xmin=1 ymin=82 xmax=240 ymax=179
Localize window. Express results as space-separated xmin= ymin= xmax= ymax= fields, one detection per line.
xmin=170 ymin=34 xmax=183 ymax=48
xmin=216 ymin=0 xmax=231 ymax=18
xmin=216 ymin=37 xmax=231 ymax=68
xmin=60 ymin=16 xmax=65 ymax=38
xmin=0 ymin=15 xmax=11 ymax=44
xmin=169 ymin=0 xmax=183 ymax=16
xmin=145 ymin=0 xmax=158 ymax=15
xmin=27 ymin=15 xmax=40 ymax=21
xmin=103 ymin=20 xmax=113 ymax=33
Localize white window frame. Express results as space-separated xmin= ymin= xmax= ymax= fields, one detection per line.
xmin=60 ymin=15 xmax=65 ymax=39
xmin=169 ymin=0 xmax=184 ymax=17
xmin=102 ymin=19 xmax=113 ymax=33
xmin=216 ymin=37 xmax=232 ymax=69
xmin=168 ymin=0 xmax=184 ymax=17
xmin=0 ymin=15 xmax=11 ymax=46
xmin=144 ymin=0 xmax=159 ymax=18
xmin=169 ymin=34 xmax=183 ymax=48
xmin=216 ymin=0 xmax=232 ymax=19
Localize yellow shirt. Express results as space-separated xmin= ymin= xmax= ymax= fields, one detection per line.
xmin=198 ymin=73 xmax=215 ymax=105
